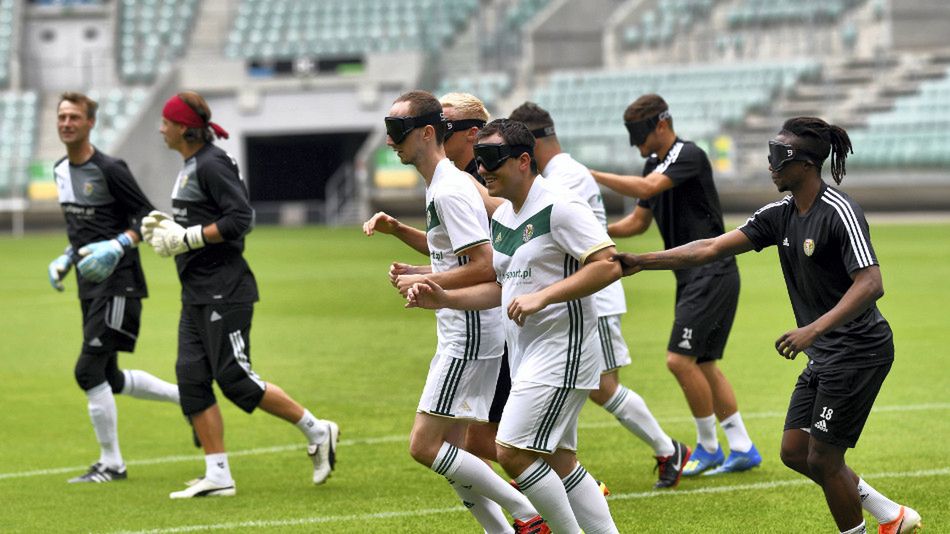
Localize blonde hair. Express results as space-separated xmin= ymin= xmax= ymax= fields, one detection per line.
xmin=439 ymin=92 xmax=490 ymax=122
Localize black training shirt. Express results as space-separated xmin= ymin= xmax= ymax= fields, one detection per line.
xmin=55 ymin=149 xmax=152 ymax=299
xmin=170 ymin=143 xmax=258 ymax=305
xmin=638 ymin=138 xmax=736 ymax=283
xmin=739 ymin=182 xmax=893 ymax=368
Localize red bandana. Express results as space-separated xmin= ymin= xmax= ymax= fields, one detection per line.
xmin=162 ymin=95 xmax=229 ymax=139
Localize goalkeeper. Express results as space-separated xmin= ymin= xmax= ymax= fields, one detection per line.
xmin=142 ymin=91 xmax=339 ymax=499
xmin=49 ymin=92 xmax=181 ymax=485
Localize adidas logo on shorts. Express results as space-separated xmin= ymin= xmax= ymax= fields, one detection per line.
xmin=814 ymin=419 xmax=828 ymax=432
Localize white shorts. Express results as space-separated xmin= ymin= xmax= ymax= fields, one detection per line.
xmin=417 ymin=353 xmax=501 ymax=421
xmin=598 ymin=315 xmax=631 ymax=372
xmin=496 ymin=381 xmax=589 ymax=454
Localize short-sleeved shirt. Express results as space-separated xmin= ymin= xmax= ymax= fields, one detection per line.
xmin=738 ymin=182 xmax=893 ymax=369
xmin=170 ymin=143 xmax=258 ymax=305
xmin=543 ymin=152 xmax=626 ymax=317
xmin=638 ymin=138 xmax=736 ymax=283
xmin=426 ymin=158 xmax=504 ymax=360
xmin=491 ymin=177 xmax=614 ymax=389
xmin=55 ymin=149 xmax=152 ymax=299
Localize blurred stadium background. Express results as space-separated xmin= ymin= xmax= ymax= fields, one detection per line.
xmin=1 ymin=0 xmax=949 ymax=235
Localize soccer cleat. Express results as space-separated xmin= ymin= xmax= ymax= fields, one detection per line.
xmin=654 ymin=439 xmax=691 ymax=489
xmin=703 ymin=444 xmax=762 ymax=476
xmin=682 ymin=444 xmax=724 ymax=476
xmin=513 ymin=515 xmax=551 ymax=534
xmin=597 ymin=479 xmax=611 ymax=497
xmin=67 ymin=462 xmax=127 ymax=483
xmin=308 ymin=419 xmax=339 ymax=484
xmin=878 ymin=505 xmax=922 ymax=534
xmin=169 ymin=477 xmax=236 ymax=499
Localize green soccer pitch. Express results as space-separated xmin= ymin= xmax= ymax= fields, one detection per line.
xmin=1 ymin=221 xmax=947 ymax=533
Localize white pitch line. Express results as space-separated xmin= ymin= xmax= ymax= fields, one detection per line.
xmin=3 ymin=402 xmax=948 ymax=481
xmin=111 ymin=467 xmax=950 ymax=534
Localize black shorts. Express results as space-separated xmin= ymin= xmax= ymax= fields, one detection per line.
xmin=487 ymin=347 xmax=511 ymax=424
xmin=81 ymin=296 xmax=141 ymax=354
xmin=667 ymin=270 xmax=739 ymax=362
xmin=177 ymin=302 xmax=266 ymax=416
xmin=784 ymin=361 xmax=892 ymax=448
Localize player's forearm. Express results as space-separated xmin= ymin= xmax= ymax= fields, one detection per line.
xmin=808 ymin=268 xmax=884 ymax=337
xmin=536 ymin=259 xmax=622 ymax=306
xmin=393 ymin=223 xmax=430 ymax=255
xmin=591 ymin=170 xmax=651 ymax=198
xmin=637 ymin=238 xmax=721 ymax=270
xmin=607 ymin=216 xmax=647 ymax=238
xmin=423 ymin=261 xmax=495 ymax=290
xmin=444 ymin=281 xmax=502 ymax=310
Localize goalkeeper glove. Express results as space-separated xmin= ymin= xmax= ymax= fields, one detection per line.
xmin=48 ymin=246 xmax=74 ymax=291
xmin=140 ymin=210 xmax=172 ymax=244
xmin=77 ymin=233 xmax=135 ymax=283
xmin=145 ymin=214 xmax=205 ymax=258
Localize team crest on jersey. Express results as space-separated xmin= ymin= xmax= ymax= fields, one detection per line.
xmin=803 ymin=239 xmax=815 ymax=257
xmin=425 ymin=210 xmax=431 ymax=227
xmin=522 ymin=224 xmax=534 ymax=243
xmin=83 ymin=181 xmax=94 ymax=195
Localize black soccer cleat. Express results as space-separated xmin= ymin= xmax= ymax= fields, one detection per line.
xmin=67 ymin=462 xmax=128 ymax=483
xmin=653 ymin=439 xmax=691 ymax=489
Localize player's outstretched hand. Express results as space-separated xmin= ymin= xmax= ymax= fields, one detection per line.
xmin=389 ymin=262 xmax=424 ymax=286
xmin=363 ymin=212 xmax=399 ymax=236
xmin=507 ymin=292 xmax=547 ymax=327
xmin=406 ymin=279 xmax=446 ymax=309
xmin=395 ymin=273 xmax=428 ymax=297
xmin=610 ymin=253 xmax=644 ymax=277
xmin=775 ymin=326 xmax=819 ymax=360
xmin=48 ymin=246 xmax=74 ymax=291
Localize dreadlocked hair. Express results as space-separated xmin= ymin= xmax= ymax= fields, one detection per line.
xmin=780 ymin=116 xmax=853 ymax=185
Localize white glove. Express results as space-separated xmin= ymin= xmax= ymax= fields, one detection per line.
xmin=48 ymin=246 xmax=74 ymax=291
xmin=149 ymin=217 xmax=205 ymax=257
xmin=140 ymin=210 xmax=172 ymax=244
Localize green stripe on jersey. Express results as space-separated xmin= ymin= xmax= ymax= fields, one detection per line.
xmin=491 ymin=204 xmax=553 ymax=256
xmin=425 ymin=201 xmax=441 ymax=233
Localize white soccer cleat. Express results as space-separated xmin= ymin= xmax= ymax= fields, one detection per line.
xmin=307 ymin=420 xmax=339 ymax=485
xmin=169 ymin=477 xmax=236 ymax=499
xmin=878 ymin=505 xmax=922 ymax=534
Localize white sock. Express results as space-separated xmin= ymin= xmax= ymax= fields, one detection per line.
xmin=432 ymin=442 xmax=537 ymax=522
xmin=86 ymin=382 xmax=123 ymax=469
xmin=857 ymin=478 xmax=902 ymax=523
xmin=561 ymin=464 xmax=619 ymax=534
xmin=719 ymin=412 xmax=752 ymax=453
xmin=121 ymin=370 xmax=179 ymax=404
xmin=515 ymin=458 xmax=581 ymax=533
xmin=602 ymin=385 xmax=673 ymax=456
xmin=296 ymin=409 xmax=328 ymax=444
xmin=840 ymin=520 xmax=866 ymax=534
xmin=204 ymin=453 xmax=233 ymax=485
xmin=695 ymin=414 xmax=718 ymax=452
xmin=450 ymin=480 xmax=512 ymax=534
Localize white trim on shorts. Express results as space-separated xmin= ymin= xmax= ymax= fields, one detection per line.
xmin=496 ymin=381 xmax=589 ymax=454
xmin=417 ymin=352 xmax=500 ymax=421
xmin=598 ymin=314 xmax=631 ymax=372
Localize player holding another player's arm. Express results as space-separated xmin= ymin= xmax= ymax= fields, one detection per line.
xmin=612 ymin=116 xmax=921 ymax=534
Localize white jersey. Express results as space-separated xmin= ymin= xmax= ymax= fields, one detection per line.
xmin=426 ymin=158 xmax=504 ymax=360
xmin=491 ymin=177 xmax=614 ymax=389
xmin=541 ymin=153 xmax=626 ymax=317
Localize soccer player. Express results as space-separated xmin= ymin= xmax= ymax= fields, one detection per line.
xmin=611 ymin=117 xmax=921 ymax=534
xmin=50 ymin=92 xmax=180 ymax=484
xmin=408 ymin=118 xmax=620 ymax=534
xmin=141 ymin=92 xmax=339 ymax=498
xmin=510 ymin=101 xmax=690 ymax=489
xmin=363 ymin=91 xmax=547 ymax=534
xmin=591 ymin=94 xmax=760 ymax=476
xmin=439 ymin=92 xmax=510 ymax=465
